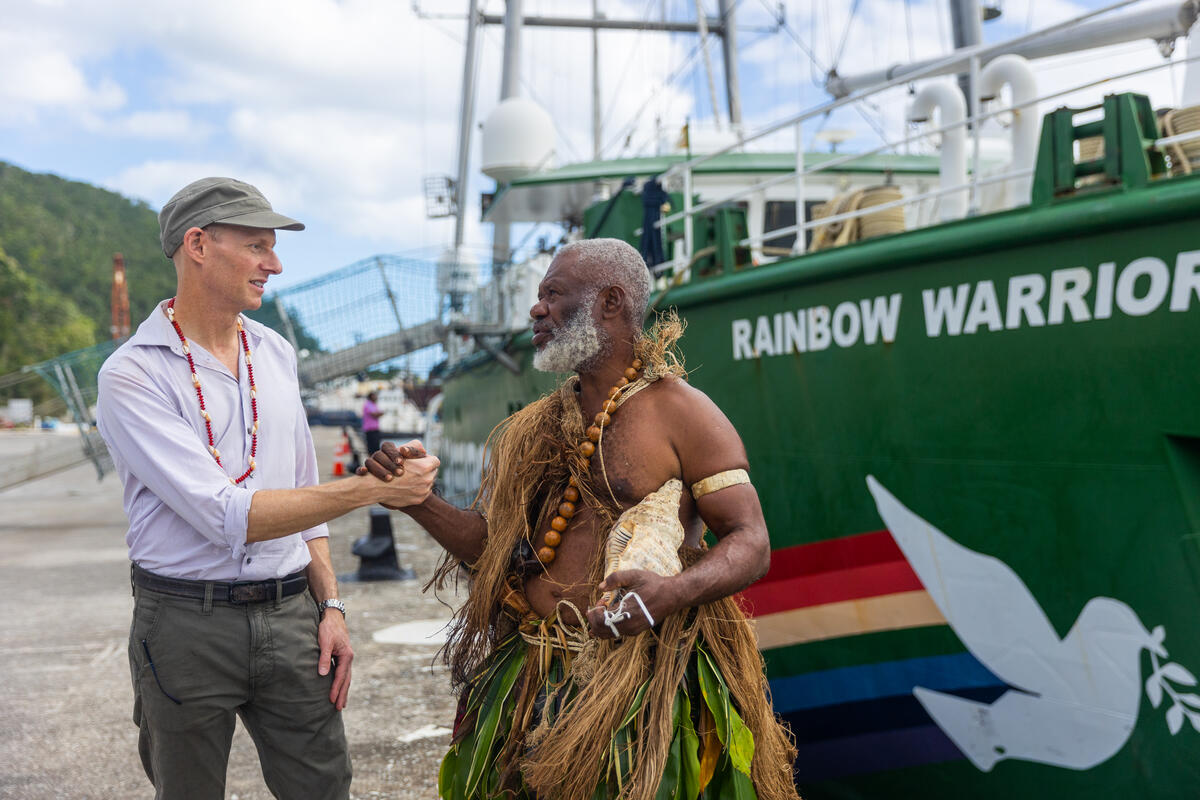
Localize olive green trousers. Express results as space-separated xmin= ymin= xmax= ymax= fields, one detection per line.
xmin=128 ymin=585 xmax=351 ymax=799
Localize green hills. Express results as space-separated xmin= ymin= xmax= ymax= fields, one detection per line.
xmin=0 ymin=161 xmax=175 ymax=383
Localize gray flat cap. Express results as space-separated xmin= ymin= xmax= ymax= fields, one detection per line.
xmin=159 ymin=177 xmax=304 ymax=258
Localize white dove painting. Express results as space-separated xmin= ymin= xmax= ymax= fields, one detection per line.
xmin=865 ymin=476 xmax=1200 ymax=772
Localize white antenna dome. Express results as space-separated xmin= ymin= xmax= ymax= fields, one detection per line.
xmin=481 ymin=97 xmax=555 ymax=183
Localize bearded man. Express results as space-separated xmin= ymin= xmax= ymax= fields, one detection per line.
xmin=367 ymin=238 xmax=798 ymax=800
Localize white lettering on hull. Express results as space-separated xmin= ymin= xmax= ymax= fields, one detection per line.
xmin=732 ymin=250 xmax=1200 ymax=360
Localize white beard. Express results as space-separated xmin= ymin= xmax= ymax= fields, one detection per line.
xmin=533 ymin=293 xmax=610 ymax=373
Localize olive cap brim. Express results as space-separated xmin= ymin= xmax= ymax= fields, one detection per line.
xmin=159 ymin=177 xmax=305 ymax=258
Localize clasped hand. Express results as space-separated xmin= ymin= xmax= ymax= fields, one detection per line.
xmin=359 ymin=439 xmax=440 ymax=508
xmin=586 ymin=569 xmax=682 ymax=640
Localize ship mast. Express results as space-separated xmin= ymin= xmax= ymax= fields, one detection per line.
xmin=949 ymin=0 xmax=984 ymax=106
xmin=448 ymin=1 xmax=748 ymax=276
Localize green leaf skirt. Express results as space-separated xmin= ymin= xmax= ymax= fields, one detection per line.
xmin=438 ymin=632 xmax=760 ymax=800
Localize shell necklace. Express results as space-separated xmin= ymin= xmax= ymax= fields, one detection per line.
xmin=536 ymin=357 xmax=643 ymax=566
xmin=166 ymin=298 xmax=258 ymax=485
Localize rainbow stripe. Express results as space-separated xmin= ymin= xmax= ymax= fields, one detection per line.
xmin=742 ymin=531 xmax=1008 ymax=782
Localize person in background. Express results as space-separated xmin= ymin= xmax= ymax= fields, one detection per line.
xmin=362 ymin=389 xmax=384 ymax=456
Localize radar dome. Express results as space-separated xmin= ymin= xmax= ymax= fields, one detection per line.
xmin=481 ymin=97 xmax=555 ymax=183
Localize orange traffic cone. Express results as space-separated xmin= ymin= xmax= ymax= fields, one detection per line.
xmin=332 ymin=429 xmax=351 ymax=476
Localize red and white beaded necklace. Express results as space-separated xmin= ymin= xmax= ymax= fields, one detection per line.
xmin=166 ymin=298 xmax=258 ymax=484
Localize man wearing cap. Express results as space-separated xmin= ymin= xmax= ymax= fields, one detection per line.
xmin=97 ymin=177 xmax=439 ymax=799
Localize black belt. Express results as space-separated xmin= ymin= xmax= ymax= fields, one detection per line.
xmin=132 ymin=565 xmax=308 ymax=604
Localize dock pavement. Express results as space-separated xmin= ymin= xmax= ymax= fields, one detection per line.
xmin=0 ymin=426 xmax=459 ymax=799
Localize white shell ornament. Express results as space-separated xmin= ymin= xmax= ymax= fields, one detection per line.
xmin=601 ymin=478 xmax=684 ymax=606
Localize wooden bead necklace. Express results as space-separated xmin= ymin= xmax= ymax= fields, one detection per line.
xmin=166 ymin=298 xmax=258 ymax=485
xmin=537 ymin=358 xmax=643 ymax=566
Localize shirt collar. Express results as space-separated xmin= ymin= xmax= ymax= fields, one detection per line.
xmin=128 ymin=299 xmax=267 ymax=357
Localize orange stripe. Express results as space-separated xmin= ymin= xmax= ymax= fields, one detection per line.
xmin=753 ymin=590 xmax=946 ymax=651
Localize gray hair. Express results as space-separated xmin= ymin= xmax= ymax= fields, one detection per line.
xmin=557 ymin=238 xmax=652 ymax=325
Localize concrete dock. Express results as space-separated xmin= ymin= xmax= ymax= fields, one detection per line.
xmin=0 ymin=427 xmax=460 ymax=799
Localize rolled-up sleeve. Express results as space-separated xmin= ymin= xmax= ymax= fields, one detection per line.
xmin=97 ymin=359 xmax=256 ymax=561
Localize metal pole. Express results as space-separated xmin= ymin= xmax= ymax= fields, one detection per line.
xmin=793 ymin=121 xmax=806 ymax=254
xmin=718 ymin=0 xmax=742 ymax=131
xmin=452 ymin=0 xmax=481 ymax=250
xmin=592 ymin=0 xmax=602 ymax=160
xmin=478 ymin=13 xmax=731 ymax=34
xmin=969 ymin=54 xmax=982 ymax=214
xmin=683 ymin=167 xmax=694 ymax=263
xmin=694 ymin=0 xmax=722 ymax=128
xmin=950 ymin=0 xmax=984 ymax=103
xmin=500 ymin=0 xmax=524 ymax=100
xmin=376 ymin=257 xmax=406 ymax=331
xmin=493 ymin=0 xmax=524 ymax=286
xmin=827 ymin=0 xmax=1176 ymax=97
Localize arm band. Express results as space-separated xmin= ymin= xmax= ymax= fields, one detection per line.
xmin=690 ymin=469 xmax=751 ymax=499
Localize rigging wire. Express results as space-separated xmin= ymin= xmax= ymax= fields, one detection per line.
xmin=829 ymin=0 xmax=862 ymax=75
xmin=934 ymin=0 xmax=949 ymax=51
xmin=755 ymin=0 xmax=889 ymax=145
xmin=904 ymin=0 xmax=915 ymax=63
xmin=600 ymin=38 xmax=708 ymax=156
xmin=598 ymin=0 xmax=659 ymax=134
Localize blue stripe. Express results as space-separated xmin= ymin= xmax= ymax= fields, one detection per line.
xmin=769 ymin=652 xmax=1003 ymax=712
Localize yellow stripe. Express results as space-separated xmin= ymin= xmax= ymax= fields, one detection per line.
xmin=752 ymin=590 xmax=946 ymax=651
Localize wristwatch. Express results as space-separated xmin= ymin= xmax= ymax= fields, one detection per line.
xmin=319 ymin=598 xmax=347 ymax=619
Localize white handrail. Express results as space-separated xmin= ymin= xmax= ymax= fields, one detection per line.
xmin=657 ymin=50 xmax=1200 ymax=232
xmin=740 ymin=168 xmax=1036 ymax=248
xmin=657 ymin=48 xmax=1200 ymax=254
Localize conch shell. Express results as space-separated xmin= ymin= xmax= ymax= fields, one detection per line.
xmin=600 ymin=478 xmax=684 ymax=605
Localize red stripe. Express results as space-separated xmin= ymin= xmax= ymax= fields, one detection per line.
xmin=760 ymin=530 xmax=905 ymax=582
xmin=740 ymin=561 xmax=925 ymax=616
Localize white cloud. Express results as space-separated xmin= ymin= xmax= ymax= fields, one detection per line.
xmin=4 ymin=0 xmax=1197 ymax=283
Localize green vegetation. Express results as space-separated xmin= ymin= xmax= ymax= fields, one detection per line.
xmin=0 ymin=161 xmax=176 ymax=345
xmin=0 ymin=244 xmax=95 ymax=404
xmin=0 ymin=161 xmax=324 ymax=397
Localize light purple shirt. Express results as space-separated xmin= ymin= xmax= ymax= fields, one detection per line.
xmin=97 ymin=300 xmax=327 ymax=581
xmin=362 ymin=398 xmax=381 ymax=432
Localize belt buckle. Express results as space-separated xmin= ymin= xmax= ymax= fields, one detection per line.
xmin=230 ymin=583 xmax=269 ymax=603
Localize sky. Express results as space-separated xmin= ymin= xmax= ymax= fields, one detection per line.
xmin=1 ymin=0 xmax=1194 ymax=291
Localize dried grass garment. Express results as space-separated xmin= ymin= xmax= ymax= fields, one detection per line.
xmin=431 ymin=313 xmax=799 ymax=800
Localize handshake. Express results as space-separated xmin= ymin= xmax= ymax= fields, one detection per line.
xmin=356 ymin=440 xmax=441 ymax=510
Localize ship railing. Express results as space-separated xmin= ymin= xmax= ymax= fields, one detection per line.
xmin=652 ymin=0 xmax=1189 ymax=267
xmin=736 ymin=52 xmax=1200 ymax=252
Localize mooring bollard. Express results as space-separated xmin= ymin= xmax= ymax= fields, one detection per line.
xmin=345 ymin=507 xmax=415 ymax=582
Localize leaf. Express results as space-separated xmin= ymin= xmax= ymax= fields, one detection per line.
xmin=678 ymin=690 xmax=702 ymax=800
xmin=654 ymin=695 xmax=684 ymax=800
xmin=438 ymin=747 xmax=456 ymax=798
xmin=1178 ymin=693 xmax=1200 ymax=709
xmin=696 ymin=646 xmax=755 ymax=777
xmin=1146 ymin=674 xmax=1164 ymax=709
xmin=697 ymin=702 xmax=722 ymax=793
xmin=1161 ymin=663 xmax=1198 ymax=687
xmin=464 ymin=645 xmax=525 ymax=797
xmin=1167 ymin=703 xmax=1185 ymax=735
xmin=1187 ymin=709 xmax=1200 ymax=733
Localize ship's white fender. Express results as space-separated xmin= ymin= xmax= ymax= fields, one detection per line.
xmin=908 ymin=80 xmax=968 ymax=222
xmin=979 ymin=54 xmax=1038 ymax=207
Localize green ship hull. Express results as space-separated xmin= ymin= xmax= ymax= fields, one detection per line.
xmin=437 ymin=96 xmax=1200 ymax=798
